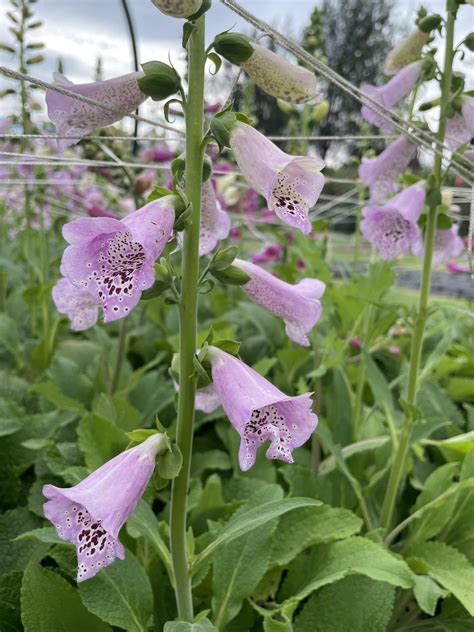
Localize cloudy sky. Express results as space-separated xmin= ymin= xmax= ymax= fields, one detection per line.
xmin=0 ymin=0 xmax=472 ymax=123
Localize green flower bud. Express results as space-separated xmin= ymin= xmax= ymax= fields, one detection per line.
xmin=150 ymin=0 xmax=202 ymax=19
xmin=417 ymin=14 xmax=443 ymax=33
xmin=138 ymin=61 xmax=181 ymax=101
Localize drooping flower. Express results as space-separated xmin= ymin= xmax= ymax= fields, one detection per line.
xmin=60 ymin=198 xmax=176 ymax=322
xmin=43 ymin=433 xmax=168 ymax=582
xmin=360 ymin=183 xmax=425 ymax=259
xmin=361 ymin=62 xmax=423 ymax=132
xmin=445 ymin=96 xmax=474 ymax=151
xmin=447 ymin=261 xmax=469 ymax=274
xmin=46 ymin=72 xmax=147 ymax=152
xmin=234 ymin=259 xmax=325 ymax=346
xmin=198 ymin=180 xmax=231 ymax=255
xmin=52 ymin=278 xmax=99 ymax=331
xmin=150 ymin=0 xmax=202 ymax=18
xmin=359 ymin=137 xmax=416 ymax=203
xmin=384 ymin=29 xmax=429 ymax=75
xmin=207 ymin=346 xmax=318 ymax=471
xmin=240 ymin=44 xmax=320 ymax=105
xmin=412 ymin=223 xmax=464 ymax=268
xmin=229 ymin=122 xmax=325 ymax=234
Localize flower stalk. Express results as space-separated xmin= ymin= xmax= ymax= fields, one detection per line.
xmin=380 ymin=4 xmax=456 ymax=534
xmin=169 ymin=15 xmax=206 ymax=621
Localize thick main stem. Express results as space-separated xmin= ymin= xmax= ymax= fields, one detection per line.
xmin=380 ymin=8 xmax=456 ymax=533
xmin=169 ymin=16 xmax=206 ymax=622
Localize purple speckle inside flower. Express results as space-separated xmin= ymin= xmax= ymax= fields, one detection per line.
xmin=241 ymin=403 xmax=294 ymax=469
xmin=273 ymin=172 xmax=307 ymax=226
xmin=84 ymin=231 xmax=147 ymax=318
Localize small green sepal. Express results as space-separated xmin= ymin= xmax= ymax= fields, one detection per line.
xmin=213 ymin=32 xmax=254 ymax=65
xmin=139 ymin=61 xmax=182 ymax=101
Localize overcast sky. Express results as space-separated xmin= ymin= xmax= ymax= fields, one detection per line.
xmin=0 ymin=0 xmax=472 ymax=122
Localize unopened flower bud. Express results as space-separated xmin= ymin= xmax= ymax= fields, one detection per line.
xmin=312 ymin=100 xmax=329 ymax=122
xmin=150 ymin=0 xmax=202 ymax=18
xmin=384 ymin=30 xmax=429 ymax=76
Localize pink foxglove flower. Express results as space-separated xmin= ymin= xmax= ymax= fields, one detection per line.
xmin=199 ymin=180 xmax=231 ymax=255
xmin=234 ymin=259 xmax=325 ymax=346
xmin=384 ymin=30 xmax=429 ymax=75
xmin=207 ymin=346 xmax=318 ymax=471
xmin=361 ymin=62 xmax=423 ymax=132
xmin=447 ymin=261 xmax=469 ymax=274
xmin=361 ymin=183 xmax=425 ymax=259
xmin=359 ymin=137 xmax=416 ymax=203
xmin=43 ymin=433 xmax=168 ymax=582
xmin=229 ymin=122 xmax=325 ymax=234
xmin=445 ymin=97 xmax=474 ymax=151
xmin=412 ymin=224 xmax=464 ymax=268
xmin=241 ymin=44 xmax=320 ymax=105
xmin=52 ymin=278 xmax=99 ymax=331
xmin=60 ymin=198 xmax=176 ymax=322
xmin=46 ymin=72 xmax=147 ymax=152
xmin=196 ymin=383 xmax=221 ymax=413
xmin=150 ymin=0 xmax=202 ymax=18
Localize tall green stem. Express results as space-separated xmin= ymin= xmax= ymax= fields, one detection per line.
xmin=169 ymin=15 xmax=206 ymax=621
xmin=380 ymin=7 xmax=456 ymax=533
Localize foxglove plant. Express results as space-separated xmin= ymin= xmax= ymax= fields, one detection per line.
xmin=217 ymin=119 xmax=325 ymax=234
xmin=59 ymin=198 xmax=176 ymax=322
xmin=359 ymin=136 xmax=417 ymax=202
xmin=46 ymin=72 xmax=148 ymax=151
xmin=233 ymin=258 xmax=325 ymax=346
xmin=43 ymin=433 xmax=170 ymax=581
xmin=52 ymin=277 xmax=99 ymax=331
xmin=206 ymin=346 xmax=318 ymax=471
xmin=361 ymin=61 xmax=423 ymax=132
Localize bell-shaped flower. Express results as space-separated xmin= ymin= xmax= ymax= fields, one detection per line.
xmin=360 ymin=183 xmax=425 ymax=259
xmin=241 ymin=44 xmax=319 ymax=104
xmin=43 ymin=433 xmax=169 ymax=582
xmin=207 ymin=346 xmax=318 ymax=471
xmin=150 ymin=0 xmax=202 ymax=18
xmin=52 ymin=278 xmax=99 ymax=331
xmin=361 ymin=62 xmax=423 ymax=132
xmin=229 ymin=122 xmax=325 ymax=234
xmin=199 ymin=180 xmax=232 ymax=255
xmin=445 ymin=96 xmax=474 ymax=151
xmin=60 ymin=198 xmax=176 ymax=323
xmin=359 ymin=136 xmax=416 ymax=203
xmin=46 ymin=72 xmax=147 ymax=152
xmin=412 ymin=223 xmax=464 ymax=268
xmin=384 ymin=30 xmax=429 ymax=75
xmin=234 ymin=259 xmax=325 ymax=346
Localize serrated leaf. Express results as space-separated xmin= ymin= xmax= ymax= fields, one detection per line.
xmin=191 ymin=498 xmax=321 ymax=573
xmin=164 ymin=619 xmax=217 ymax=631
xmin=79 ymin=552 xmax=153 ymax=632
xmin=279 ymin=537 xmax=414 ymax=605
xmin=294 ymin=576 xmax=395 ymax=632
xmin=407 ymin=541 xmax=474 ymax=615
xmin=21 ymin=563 xmax=111 ymax=632
xmin=269 ymin=505 xmax=362 ymax=567
xmin=0 ymin=508 xmax=50 ymax=575
xmin=413 ymin=574 xmax=448 ymax=615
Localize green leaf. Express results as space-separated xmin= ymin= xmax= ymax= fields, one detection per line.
xmin=126 ymin=500 xmax=172 ymax=577
xmin=191 ymin=498 xmax=321 ymax=574
xmin=32 ymin=381 xmax=85 ymax=412
xmin=79 ymin=552 xmax=153 ymax=632
xmin=0 ymin=398 xmax=23 ymax=437
xmin=0 ymin=508 xmax=50 ymax=575
xmin=78 ymin=414 xmax=128 ymax=469
xmin=211 ymin=265 xmax=250 ymax=286
xmin=212 ymin=509 xmax=275 ymax=629
xmin=14 ymin=527 xmax=62 ymax=545
xmin=363 ymin=351 xmax=393 ymax=411
xmin=211 ymin=338 xmax=241 ymax=356
xmin=279 ymin=537 xmax=414 ymax=605
xmin=164 ymin=619 xmax=217 ymax=632
xmin=325 ymin=368 xmax=353 ymax=445
xmin=269 ymin=505 xmax=363 ymax=567
xmin=207 ymin=52 xmax=222 ymax=75
xmin=294 ymin=576 xmax=395 ymax=632
xmin=21 ymin=563 xmax=111 ymax=632
xmin=210 ymin=246 xmax=239 ymax=271
xmin=422 ymin=432 xmax=474 ymax=456
xmin=0 ymin=570 xmax=22 ymax=632
xmin=413 ymin=574 xmax=448 ymax=616
xmin=407 ymin=541 xmax=474 ymax=615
